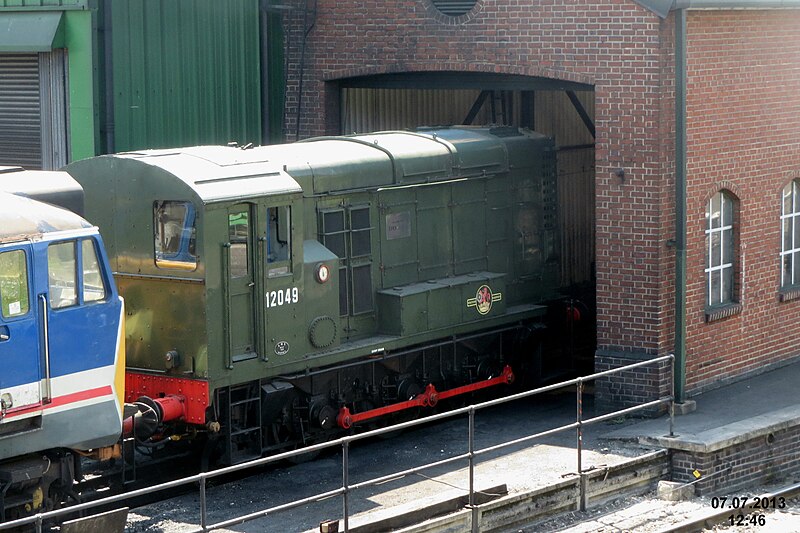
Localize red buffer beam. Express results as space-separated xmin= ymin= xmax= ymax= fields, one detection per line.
xmin=336 ymin=365 xmax=515 ymax=429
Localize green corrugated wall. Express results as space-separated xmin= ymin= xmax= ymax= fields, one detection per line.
xmin=111 ymin=0 xmax=262 ymax=151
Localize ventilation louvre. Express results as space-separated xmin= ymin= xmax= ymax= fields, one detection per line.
xmin=431 ymin=0 xmax=477 ymax=16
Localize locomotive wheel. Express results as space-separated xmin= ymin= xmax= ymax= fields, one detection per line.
xmin=262 ymin=391 xmax=323 ymax=464
xmin=263 ymin=390 xmax=300 ymax=451
xmin=266 ymin=419 xmax=294 ymax=450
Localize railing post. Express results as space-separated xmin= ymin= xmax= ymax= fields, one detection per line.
xmin=577 ymin=378 xmax=587 ymax=511
xmin=469 ymin=407 xmax=478 ymax=533
xmin=343 ymin=440 xmax=350 ymax=533
xmin=200 ymin=475 xmax=208 ymax=532
xmin=669 ymin=355 xmax=676 ymax=437
xmin=35 ymin=514 xmax=42 ymax=533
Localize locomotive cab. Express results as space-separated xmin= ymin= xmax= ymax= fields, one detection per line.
xmin=66 ymin=148 xmax=340 ymax=440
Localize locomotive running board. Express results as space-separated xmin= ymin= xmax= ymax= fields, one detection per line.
xmin=336 ymin=365 xmax=515 ymax=429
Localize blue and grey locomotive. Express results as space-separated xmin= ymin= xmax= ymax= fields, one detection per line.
xmin=0 ymin=170 xmax=125 ymax=521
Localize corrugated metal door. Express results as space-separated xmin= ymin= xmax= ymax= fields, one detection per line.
xmin=341 ymin=88 xmax=492 ymax=134
xmin=0 ymin=54 xmax=41 ymax=168
xmin=39 ymin=49 xmax=68 ymax=170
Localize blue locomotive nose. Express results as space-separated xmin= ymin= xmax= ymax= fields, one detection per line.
xmin=0 ymin=188 xmax=125 ymax=521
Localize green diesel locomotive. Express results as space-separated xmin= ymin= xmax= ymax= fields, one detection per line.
xmin=66 ymin=126 xmax=559 ymax=464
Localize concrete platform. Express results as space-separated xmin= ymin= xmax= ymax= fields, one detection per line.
xmin=602 ymin=359 xmax=800 ymax=494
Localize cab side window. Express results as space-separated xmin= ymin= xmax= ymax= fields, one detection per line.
xmin=266 ymin=206 xmax=292 ymax=279
xmin=82 ymin=240 xmax=108 ymax=303
xmin=266 ymin=206 xmax=291 ymax=264
xmin=0 ymin=249 xmax=30 ymax=318
xmin=48 ymin=239 xmax=108 ymax=309
xmin=48 ymin=242 xmax=78 ymax=309
xmin=154 ymin=201 xmax=198 ymax=270
xmin=228 ymin=209 xmax=250 ymax=278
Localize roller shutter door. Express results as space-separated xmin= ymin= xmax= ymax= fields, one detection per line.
xmin=0 ymin=54 xmax=41 ymax=169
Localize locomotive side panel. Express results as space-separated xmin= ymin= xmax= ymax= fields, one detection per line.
xmin=119 ymin=277 xmax=207 ymax=377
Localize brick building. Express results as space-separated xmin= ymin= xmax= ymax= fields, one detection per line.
xmin=280 ymin=0 xmax=800 ymax=406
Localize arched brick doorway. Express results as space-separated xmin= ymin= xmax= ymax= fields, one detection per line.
xmin=328 ymin=70 xmax=598 ymax=378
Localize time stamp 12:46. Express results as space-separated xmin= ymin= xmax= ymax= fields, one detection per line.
xmin=711 ymin=496 xmax=787 ymax=527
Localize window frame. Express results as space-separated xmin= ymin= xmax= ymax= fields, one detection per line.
xmin=47 ymin=238 xmax=109 ymax=310
xmin=228 ymin=208 xmax=251 ymax=279
xmin=266 ymin=205 xmax=292 ymax=269
xmin=48 ymin=240 xmax=78 ymax=309
xmin=780 ymin=180 xmax=800 ymax=298
xmin=429 ymin=0 xmax=479 ymax=17
xmin=154 ymin=200 xmax=198 ymax=271
xmin=80 ymin=238 xmax=109 ymax=304
xmin=0 ymin=248 xmax=31 ymax=319
xmin=704 ymin=190 xmax=741 ymax=321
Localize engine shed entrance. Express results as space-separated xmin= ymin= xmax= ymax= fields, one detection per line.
xmin=328 ymin=71 xmax=597 ymax=380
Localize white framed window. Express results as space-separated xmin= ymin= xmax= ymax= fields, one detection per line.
xmin=781 ymin=180 xmax=800 ymax=289
xmin=705 ymin=191 xmax=735 ymax=307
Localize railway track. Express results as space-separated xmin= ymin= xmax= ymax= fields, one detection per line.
xmin=503 ymin=478 xmax=800 ymax=532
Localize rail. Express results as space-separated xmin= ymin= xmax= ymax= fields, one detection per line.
xmin=0 ymin=354 xmax=675 ymax=533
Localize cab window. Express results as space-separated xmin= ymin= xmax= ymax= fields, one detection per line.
xmin=0 ymin=249 xmax=30 ymax=318
xmin=154 ymin=201 xmax=198 ymax=270
xmin=266 ymin=206 xmax=291 ymax=276
xmin=82 ymin=240 xmax=108 ymax=303
xmin=48 ymin=242 xmax=78 ymax=309
xmin=228 ymin=209 xmax=250 ymax=278
xmin=48 ymin=239 xmax=108 ymax=309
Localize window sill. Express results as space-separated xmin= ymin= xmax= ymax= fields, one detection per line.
xmin=779 ymin=287 xmax=800 ymax=303
xmin=705 ymin=303 xmax=742 ymax=323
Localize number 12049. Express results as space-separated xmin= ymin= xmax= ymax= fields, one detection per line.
xmin=266 ymin=287 xmax=299 ymax=308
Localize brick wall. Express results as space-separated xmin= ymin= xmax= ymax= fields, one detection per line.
xmin=594 ymin=353 xmax=672 ymax=414
xmin=684 ymin=11 xmax=800 ymax=393
xmin=287 ymin=0 xmax=674 ymax=359
xmin=284 ymin=2 xmax=800 ymax=404
xmin=672 ymin=426 xmax=800 ymax=495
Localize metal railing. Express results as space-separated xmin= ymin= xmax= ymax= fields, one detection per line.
xmin=0 ymin=354 xmax=675 ymax=533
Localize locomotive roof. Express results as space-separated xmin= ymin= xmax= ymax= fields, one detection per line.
xmin=66 ymin=127 xmax=549 ymax=202
xmin=273 ymin=128 xmax=525 ymax=193
xmin=89 ymin=147 xmax=303 ymax=204
xmin=0 ymin=192 xmax=93 ymax=244
xmin=0 ymin=166 xmax=84 ymax=215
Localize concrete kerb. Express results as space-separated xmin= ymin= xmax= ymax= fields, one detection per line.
xmin=355 ymin=450 xmax=671 ymax=533
xmin=642 ymin=405 xmax=800 ymax=453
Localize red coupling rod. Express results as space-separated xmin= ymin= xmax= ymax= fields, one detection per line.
xmin=337 ymin=384 xmax=438 ymax=430
xmin=336 ymin=365 xmax=515 ymax=429
xmin=437 ymin=364 xmax=514 ymax=401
